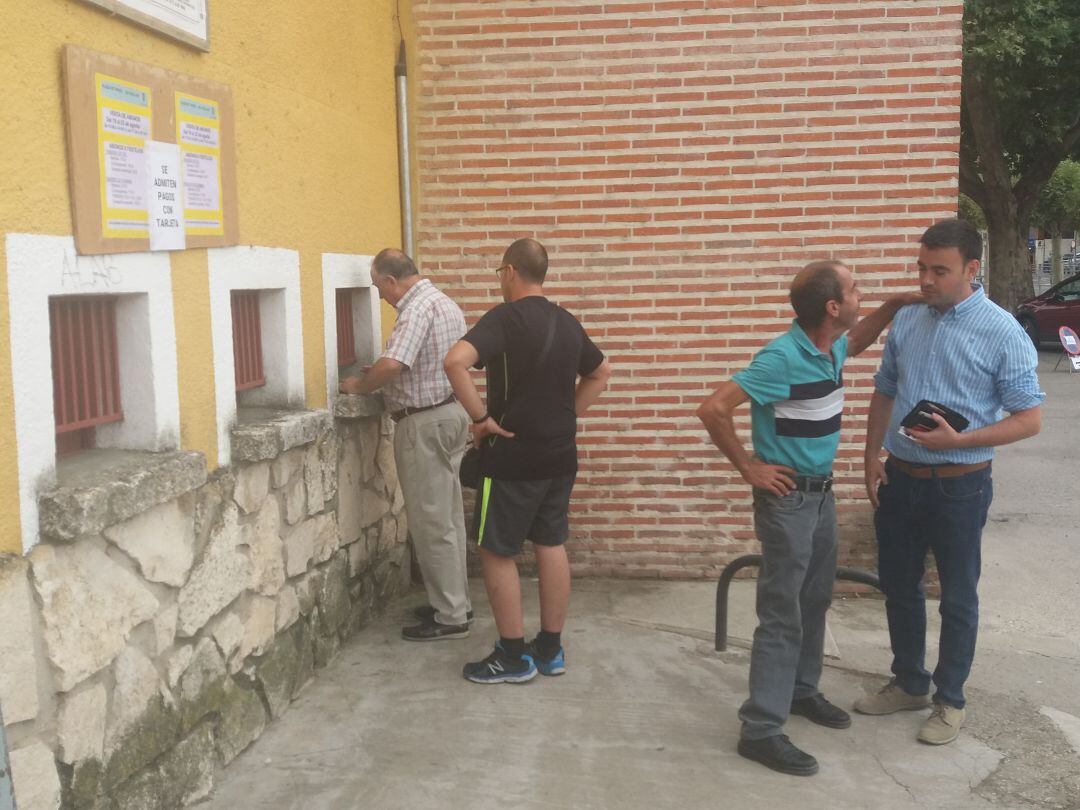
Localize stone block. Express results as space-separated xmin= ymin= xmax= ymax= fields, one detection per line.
xmin=216 ymin=680 xmax=267 ymax=765
xmin=233 ymin=462 xmax=270 ymax=514
xmin=293 ymin=618 xmax=315 ymax=697
xmin=252 ymin=621 xmax=305 ymax=719
xmin=316 ymin=552 xmax=352 ymax=638
xmin=283 ymin=514 xmax=330 ymax=578
xmin=230 ymin=408 xmax=331 ymax=463
xmin=152 ymin=602 xmax=178 ymax=657
xmin=348 ymin=540 xmax=369 ymax=577
xmin=177 ymin=638 xmax=227 ymax=732
xmin=396 ymin=506 xmax=409 ymax=544
xmin=375 ymin=436 xmax=398 ymax=494
xmin=358 ymin=420 xmax=380 ymax=482
xmin=237 ymin=595 xmax=277 ymax=663
xmin=102 ymin=694 xmax=181 ymax=792
xmin=320 ymin=432 xmax=339 ymax=502
xmin=177 ymin=504 xmax=250 ymax=637
xmin=275 ymin=585 xmax=300 ymax=632
xmin=166 ymin=645 xmax=193 ymax=690
xmin=313 ymin=513 xmax=340 ymax=564
xmin=9 ymin=742 xmax=62 ymax=810
xmin=294 ymin=571 xmax=317 ymax=615
xmin=282 ymin=475 xmax=306 ymax=525
xmin=63 ymin=758 xmax=103 ymax=810
xmin=270 ymin=447 xmax=304 ymax=488
xmin=247 ymin=498 xmax=285 ymax=596
xmin=29 ymin=541 xmax=159 ymax=691
xmin=0 ymin=555 xmax=39 ymax=724
xmin=38 ymin=450 xmax=206 ymax=543
xmin=332 ymin=393 xmax=384 ymax=420
xmin=110 ymin=721 xmax=215 ymax=810
xmin=358 ymin=489 xmax=391 ymax=529
xmin=206 ymin=610 xmax=244 ymax=670
xmin=304 ymin=444 xmax=326 ymax=515
xmin=58 ymin=682 xmax=107 ymax=765
xmin=106 ymin=647 xmax=164 ymax=757
xmin=311 ymin=622 xmax=341 ymax=670
xmin=102 ymin=497 xmax=195 ymax=587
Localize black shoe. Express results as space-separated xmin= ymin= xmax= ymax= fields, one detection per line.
xmin=411 ymin=604 xmax=474 ymax=623
xmin=737 ymin=735 xmax=819 ymax=776
xmin=462 ymin=643 xmax=537 ymax=684
xmin=790 ymin=693 xmax=852 ymax=729
xmin=401 ymin=617 xmax=470 ymax=642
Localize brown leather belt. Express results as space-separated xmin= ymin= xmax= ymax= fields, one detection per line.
xmin=891 ymin=458 xmax=990 ymax=479
xmin=390 ymin=394 xmax=455 ymax=423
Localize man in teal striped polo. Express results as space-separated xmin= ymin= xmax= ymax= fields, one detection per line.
xmin=698 ymin=260 xmax=922 ymax=776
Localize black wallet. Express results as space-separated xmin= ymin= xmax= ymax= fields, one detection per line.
xmin=900 ymin=400 xmax=970 ymax=433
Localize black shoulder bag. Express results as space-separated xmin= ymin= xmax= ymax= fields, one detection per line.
xmin=459 ymin=305 xmax=560 ymax=488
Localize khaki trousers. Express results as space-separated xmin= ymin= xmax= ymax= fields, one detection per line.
xmin=393 ymin=402 xmax=471 ymax=625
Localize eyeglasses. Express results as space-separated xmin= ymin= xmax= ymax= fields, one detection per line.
xmin=495 ymin=264 xmax=510 ymax=277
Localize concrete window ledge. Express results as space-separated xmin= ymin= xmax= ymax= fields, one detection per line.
xmin=230 ymin=408 xmax=334 ymax=463
xmin=37 ymin=450 xmax=207 ymax=543
xmin=332 ymin=393 xmax=385 ymax=421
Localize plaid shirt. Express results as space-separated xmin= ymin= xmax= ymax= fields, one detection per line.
xmin=381 ymin=278 xmax=465 ymax=412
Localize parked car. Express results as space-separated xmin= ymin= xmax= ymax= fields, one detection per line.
xmin=1015 ymin=272 xmax=1080 ymax=347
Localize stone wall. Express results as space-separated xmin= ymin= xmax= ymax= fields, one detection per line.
xmin=0 ymin=398 xmax=407 ymax=810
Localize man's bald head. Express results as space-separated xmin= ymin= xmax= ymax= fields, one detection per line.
xmin=503 ymin=238 xmax=548 ymax=284
xmin=372 ymin=248 xmax=418 ymax=280
xmin=790 ymin=260 xmax=848 ymax=328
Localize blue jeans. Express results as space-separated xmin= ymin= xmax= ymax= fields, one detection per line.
xmin=875 ymin=458 xmax=993 ymax=709
xmin=739 ymin=487 xmax=837 ymax=740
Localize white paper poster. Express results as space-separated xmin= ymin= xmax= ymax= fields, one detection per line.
xmin=145 ymin=140 xmax=186 ymax=251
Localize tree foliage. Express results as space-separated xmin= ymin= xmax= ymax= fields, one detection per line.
xmin=960 ymin=0 xmax=1080 ymax=309
xmin=1032 ymin=160 xmax=1080 ymax=237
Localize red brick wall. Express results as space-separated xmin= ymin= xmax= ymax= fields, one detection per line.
xmin=414 ymin=1 xmax=963 ymax=578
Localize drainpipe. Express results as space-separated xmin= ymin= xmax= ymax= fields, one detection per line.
xmin=395 ymin=41 xmax=414 ymax=259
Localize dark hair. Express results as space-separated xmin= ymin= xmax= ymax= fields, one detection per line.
xmin=790 ymin=260 xmax=845 ymax=328
xmin=372 ymin=248 xmax=418 ymax=280
xmin=919 ymin=218 xmax=982 ymax=265
xmin=503 ymin=238 xmax=548 ymax=284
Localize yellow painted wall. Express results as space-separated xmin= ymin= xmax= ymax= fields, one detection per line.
xmin=0 ymin=1 xmax=412 ymax=552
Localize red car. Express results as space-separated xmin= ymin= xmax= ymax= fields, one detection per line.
xmin=1015 ymin=274 xmax=1080 ymax=347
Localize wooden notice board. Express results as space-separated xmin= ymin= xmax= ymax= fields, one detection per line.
xmin=62 ymin=44 xmax=239 ymax=255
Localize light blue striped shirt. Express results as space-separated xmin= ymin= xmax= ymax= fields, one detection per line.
xmin=875 ymin=283 xmax=1045 ymax=464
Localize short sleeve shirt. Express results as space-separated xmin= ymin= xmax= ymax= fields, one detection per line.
xmin=463 ymin=296 xmax=604 ymax=481
xmin=732 ymin=321 xmax=848 ymax=476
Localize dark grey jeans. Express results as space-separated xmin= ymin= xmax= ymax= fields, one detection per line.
xmin=739 ymin=487 xmax=838 ymax=740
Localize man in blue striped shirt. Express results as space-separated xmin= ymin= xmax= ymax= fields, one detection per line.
xmin=854 ymin=219 xmax=1045 ymax=746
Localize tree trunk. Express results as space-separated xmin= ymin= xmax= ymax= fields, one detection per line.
xmin=984 ymin=201 xmax=1033 ymax=311
xmin=1052 ymin=233 xmax=1063 ymax=285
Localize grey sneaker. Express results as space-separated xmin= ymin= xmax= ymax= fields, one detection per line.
xmin=917 ymin=704 xmax=965 ymax=745
xmin=853 ymin=679 xmax=931 ymax=715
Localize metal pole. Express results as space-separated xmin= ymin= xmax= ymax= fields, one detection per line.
xmin=0 ymin=702 xmax=16 ymax=810
xmin=395 ymin=41 xmax=414 ymax=259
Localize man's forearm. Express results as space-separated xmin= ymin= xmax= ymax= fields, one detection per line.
xmin=848 ymin=299 xmax=904 ymax=356
xmin=575 ymin=361 xmax=611 ymax=416
xmin=864 ymin=390 xmax=895 ymax=459
xmin=954 ymin=406 xmax=1042 ymax=449
xmin=699 ymin=411 xmax=754 ymax=477
xmin=445 ymin=362 xmax=486 ymax=420
xmin=344 ymin=357 xmax=403 ymax=394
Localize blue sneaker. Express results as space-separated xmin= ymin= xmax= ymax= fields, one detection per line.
xmin=527 ymin=640 xmax=566 ymax=676
xmin=463 ymin=644 xmax=537 ymax=684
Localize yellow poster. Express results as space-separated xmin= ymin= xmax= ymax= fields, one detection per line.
xmin=96 ymin=73 xmax=152 ymax=239
xmin=175 ymin=92 xmax=224 ymax=236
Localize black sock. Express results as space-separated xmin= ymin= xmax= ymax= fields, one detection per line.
xmin=535 ymin=630 xmax=561 ymax=657
xmin=500 ymin=637 xmax=526 ymax=659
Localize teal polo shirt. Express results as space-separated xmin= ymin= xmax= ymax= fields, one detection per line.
xmin=731 ymin=321 xmax=848 ymax=476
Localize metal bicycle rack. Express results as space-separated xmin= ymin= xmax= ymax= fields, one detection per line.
xmin=714 ymin=554 xmax=883 ymax=652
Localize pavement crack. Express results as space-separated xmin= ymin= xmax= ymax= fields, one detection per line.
xmin=869 ymin=750 xmax=919 ymax=805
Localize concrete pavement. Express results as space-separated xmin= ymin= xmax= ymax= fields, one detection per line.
xmin=201 ymin=351 xmax=1080 ymax=809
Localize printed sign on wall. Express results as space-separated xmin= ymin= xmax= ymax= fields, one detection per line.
xmin=79 ymin=0 xmax=210 ymax=51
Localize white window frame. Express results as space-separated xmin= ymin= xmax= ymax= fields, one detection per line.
xmin=322 ymin=253 xmax=382 ymax=404
xmin=208 ymin=246 xmax=304 ymax=466
xmin=5 ymin=234 xmax=180 ymax=552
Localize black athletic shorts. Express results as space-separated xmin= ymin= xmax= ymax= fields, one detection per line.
xmin=473 ymin=473 xmax=576 ymax=557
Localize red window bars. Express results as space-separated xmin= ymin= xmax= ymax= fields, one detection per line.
xmin=49 ymin=296 xmax=123 ymax=456
xmin=231 ymin=291 xmax=265 ymax=391
xmin=336 ymin=288 xmax=357 ymax=367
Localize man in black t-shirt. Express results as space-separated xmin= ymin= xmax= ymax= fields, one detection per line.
xmin=444 ymin=238 xmax=611 ymax=684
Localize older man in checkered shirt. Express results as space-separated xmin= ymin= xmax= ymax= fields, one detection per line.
xmin=340 ymin=248 xmax=473 ymax=641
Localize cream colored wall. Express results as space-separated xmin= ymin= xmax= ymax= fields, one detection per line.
xmin=0 ymin=1 xmax=410 ymax=553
